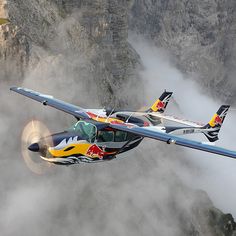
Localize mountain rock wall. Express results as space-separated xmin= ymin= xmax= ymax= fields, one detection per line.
xmin=0 ymin=0 xmax=29 ymax=81
xmin=130 ymin=0 xmax=236 ymax=103
xmin=1 ymin=0 xmax=140 ymax=107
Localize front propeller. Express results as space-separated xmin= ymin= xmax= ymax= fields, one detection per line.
xmin=21 ymin=120 xmax=53 ymax=174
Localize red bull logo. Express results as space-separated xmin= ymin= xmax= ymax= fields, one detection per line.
xmin=214 ymin=115 xmax=223 ymax=125
xmin=156 ymin=100 xmax=165 ymax=110
xmin=86 ymin=144 xmax=105 ymax=159
xmin=209 ymin=113 xmax=223 ymax=127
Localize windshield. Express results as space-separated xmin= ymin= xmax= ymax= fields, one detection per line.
xmin=68 ymin=121 xmax=97 ymax=142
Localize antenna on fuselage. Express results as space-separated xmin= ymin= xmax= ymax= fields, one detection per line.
xmin=105 ymin=108 xmax=115 ymax=122
xmin=125 ymin=112 xmax=135 ymax=123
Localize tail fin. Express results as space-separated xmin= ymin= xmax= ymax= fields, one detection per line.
xmin=202 ymin=105 xmax=230 ymax=142
xmin=148 ymin=91 xmax=173 ymax=113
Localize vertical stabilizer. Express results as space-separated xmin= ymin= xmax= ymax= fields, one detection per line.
xmin=202 ymin=105 xmax=230 ymax=142
xmin=148 ymin=91 xmax=173 ymax=113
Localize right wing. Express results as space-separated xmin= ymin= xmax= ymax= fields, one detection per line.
xmin=10 ymin=87 xmax=91 ymax=120
xmin=110 ymin=124 xmax=236 ymax=160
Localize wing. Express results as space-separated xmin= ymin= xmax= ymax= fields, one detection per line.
xmin=113 ymin=111 xmax=204 ymax=127
xmin=110 ymin=124 xmax=236 ymax=159
xmin=145 ymin=112 xmax=204 ymax=127
xmin=10 ymin=87 xmax=90 ymax=120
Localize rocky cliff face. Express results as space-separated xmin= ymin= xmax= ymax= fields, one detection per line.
xmin=3 ymin=0 xmax=140 ymax=107
xmin=0 ymin=0 xmax=29 ymax=81
xmin=1 ymin=1 xmax=236 ymax=236
xmin=130 ymin=0 xmax=236 ymax=103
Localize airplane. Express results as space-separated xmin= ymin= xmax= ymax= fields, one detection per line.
xmin=10 ymin=86 xmax=236 ymax=167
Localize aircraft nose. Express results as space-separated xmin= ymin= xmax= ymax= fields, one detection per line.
xmin=28 ymin=143 xmax=40 ymax=152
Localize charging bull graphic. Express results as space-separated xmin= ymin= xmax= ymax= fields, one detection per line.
xmin=209 ymin=105 xmax=230 ymax=128
xmin=214 ymin=115 xmax=223 ymax=125
xmin=86 ymin=144 xmax=106 ymax=159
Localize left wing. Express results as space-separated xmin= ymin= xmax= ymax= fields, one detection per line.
xmin=10 ymin=87 xmax=91 ymax=120
xmin=112 ymin=111 xmax=204 ymax=127
xmin=144 ymin=112 xmax=204 ymax=127
xmin=110 ymin=124 xmax=236 ymax=159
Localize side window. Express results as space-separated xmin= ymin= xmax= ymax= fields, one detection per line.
xmin=126 ymin=132 xmax=137 ymax=141
xmin=97 ymin=131 xmax=114 ymax=142
xmin=115 ymin=131 xmax=127 ymax=142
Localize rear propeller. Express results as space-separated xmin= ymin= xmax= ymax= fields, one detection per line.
xmin=21 ymin=120 xmax=52 ymax=174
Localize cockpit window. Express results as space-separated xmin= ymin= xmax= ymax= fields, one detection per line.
xmin=97 ymin=131 xmax=114 ymax=142
xmin=97 ymin=130 xmax=128 ymax=142
xmin=68 ymin=121 xmax=97 ymax=142
xmin=115 ymin=131 xmax=127 ymax=142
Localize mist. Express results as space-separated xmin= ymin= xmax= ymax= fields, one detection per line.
xmin=130 ymin=35 xmax=236 ymax=218
xmin=0 ymin=14 xmax=235 ymax=236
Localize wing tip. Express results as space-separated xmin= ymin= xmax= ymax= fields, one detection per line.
xmin=10 ymin=86 xmax=19 ymax=91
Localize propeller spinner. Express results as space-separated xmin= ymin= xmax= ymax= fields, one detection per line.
xmin=21 ymin=120 xmax=52 ymax=174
